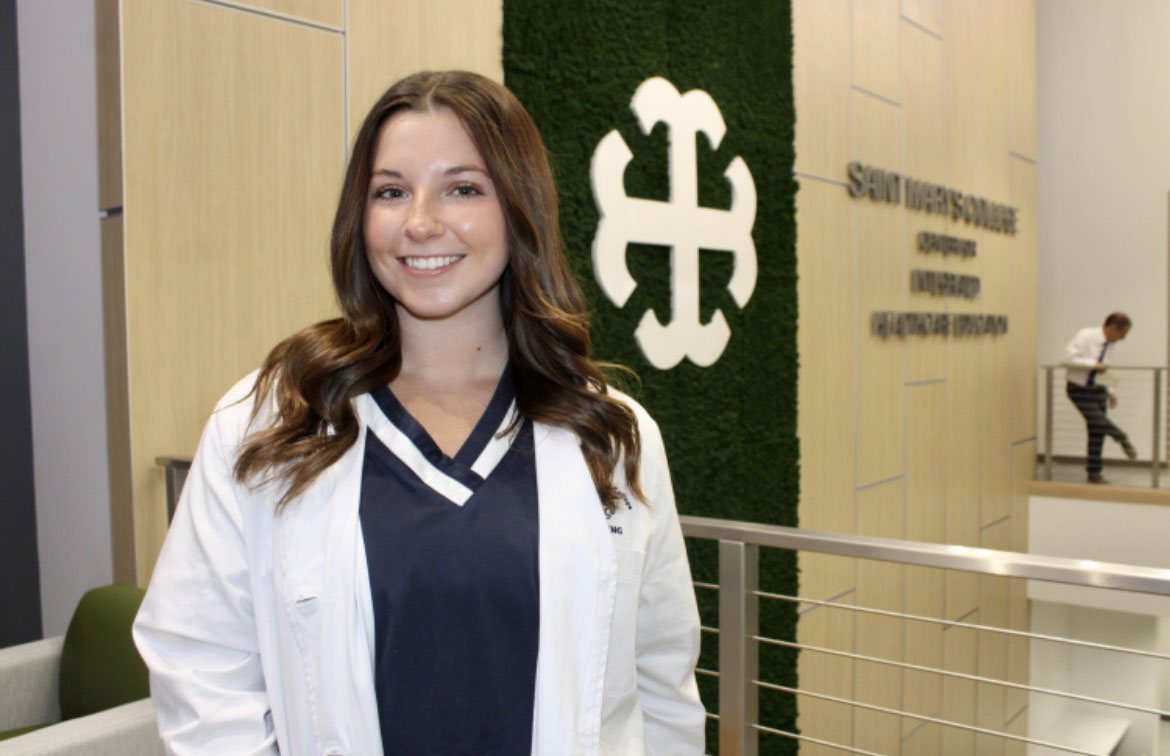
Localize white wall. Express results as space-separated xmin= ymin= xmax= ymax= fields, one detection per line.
xmin=1029 ymin=602 xmax=1160 ymax=756
xmin=17 ymin=0 xmax=113 ymax=636
xmin=1037 ymin=0 xmax=1170 ymax=369
xmin=1036 ymin=0 xmax=1170 ymax=466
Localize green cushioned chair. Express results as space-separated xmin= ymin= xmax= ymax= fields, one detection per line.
xmin=0 ymin=584 xmax=164 ymax=755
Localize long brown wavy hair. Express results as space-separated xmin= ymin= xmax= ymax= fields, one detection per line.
xmin=234 ymin=70 xmax=642 ymax=512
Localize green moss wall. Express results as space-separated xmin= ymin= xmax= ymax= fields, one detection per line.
xmin=503 ymin=2 xmax=798 ymax=750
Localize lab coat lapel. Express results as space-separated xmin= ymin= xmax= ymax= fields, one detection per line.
xmin=532 ymin=422 xmax=616 ymax=755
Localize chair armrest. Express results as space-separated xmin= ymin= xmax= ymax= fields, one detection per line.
xmin=0 ymin=636 xmax=63 ymax=731
xmin=0 ymin=698 xmax=163 ymax=756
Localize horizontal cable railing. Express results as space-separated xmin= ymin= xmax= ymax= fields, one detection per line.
xmin=681 ymin=515 xmax=1170 ymax=756
xmin=1038 ymin=364 xmax=1166 ymax=487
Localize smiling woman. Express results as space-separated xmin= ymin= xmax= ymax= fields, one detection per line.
xmin=131 ymin=70 xmax=705 ymax=755
xmin=363 ymin=108 xmax=510 ymax=330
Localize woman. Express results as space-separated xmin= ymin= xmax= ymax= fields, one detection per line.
xmin=134 ymin=70 xmax=704 ymax=755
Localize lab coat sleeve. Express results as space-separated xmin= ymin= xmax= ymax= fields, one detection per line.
xmin=133 ymin=387 xmax=279 ymax=756
xmin=632 ymin=411 xmax=706 ymax=754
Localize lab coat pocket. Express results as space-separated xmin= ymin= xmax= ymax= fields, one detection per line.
xmin=603 ymin=547 xmax=646 ymax=700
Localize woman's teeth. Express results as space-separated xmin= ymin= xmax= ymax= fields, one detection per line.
xmin=403 ymin=255 xmax=462 ymax=271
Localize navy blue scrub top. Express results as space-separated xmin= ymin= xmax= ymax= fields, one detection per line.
xmin=359 ymin=371 xmax=539 ymax=755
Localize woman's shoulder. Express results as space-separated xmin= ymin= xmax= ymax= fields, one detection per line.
xmin=206 ymin=368 xmax=272 ymax=441
xmin=606 ymin=386 xmax=658 ymax=429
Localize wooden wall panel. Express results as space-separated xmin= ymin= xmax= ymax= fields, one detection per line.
xmin=942 ymin=618 xmax=978 ymax=756
xmin=904 ymin=23 xmax=947 ymax=383
xmin=904 ymin=383 xmax=945 ymax=732
xmin=852 ymin=0 xmax=900 ymax=102
xmin=903 ymin=722 xmax=943 ymax=756
xmin=796 ymin=599 xmax=856 ymax=756
xmin=792 ymin=0 xmax=850 ymax=178
xmin=1011 ymin=158 xmax=1038 ymax=441
xmin=944 ymin=0 xmax=982 ymax=190
xmin=221 ymin=0 xmax=342 ymax=28
xmin=346 ymin=0 xmax=503 ymax=143
xmin=797 ymin=178 xmax=855 ymax=602
xmin=854 ymin=479 xmax=905 ymax=755
xmin=100 ymin=214 xmax=134 ymax=585
xmin=980 ymin=0 xmax=1012 ymax=201
xmin=1009 ymin=1 xmax=1037 ymax=160
xmin=794 ymin=0 xmax=1036 ymax=748
xmin=976 ymin=520 xmax=1011 ymax=753
xmin=95 ymin=0 xmax=121 ymax=209
xmin=121 ymin=0 xmax=344 ymax=578
xmin=855 ymin=92 xmax=905 ymax=486
xmin=903 ymin=0 xmax=943 ymax=37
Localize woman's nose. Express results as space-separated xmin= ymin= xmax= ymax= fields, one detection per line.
xmin=404 ymin=195 xmax=443 ymax=240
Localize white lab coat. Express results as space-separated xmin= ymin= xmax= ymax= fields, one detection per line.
xmin=133 ymin=371 xmax=705 ymax=755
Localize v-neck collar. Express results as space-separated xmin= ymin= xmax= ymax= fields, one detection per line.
xmin=363 ymin=367 xmax=519 ymax=505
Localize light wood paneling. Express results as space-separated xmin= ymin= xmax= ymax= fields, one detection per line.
xmin=101 ymin=214 xmax=134 ymax=585
xmin=906 ymin=382 xmax=945 ymax=543
xmin=788 ymin=0 xmax=1037 ymax=746
xmin=95 ymin=0 xmax=121 ymax=209
xmin=902 ymin=0 xmax=943 ymax=37
xmin=219 ymin=0 xmax=342 ymax=28
xmin=793 ymin=0 xmax=850 ymax=178
xmin=797 ymin=178 xmax=856 ymax=601
xmin=942 ymin=618 xmax=978 ymax=756
xmin=855 ymin=479 xmax=904 ymax=755
xmin=346 ymin=0 xmax=503 ymax=143
xmin=903 ymin=722 xmax=942 ymax=756
xmin=855 ymin=92 xmax=905 ymax=486
xmin=904 ymin=23 xmax=947 ymax=383
xmin=797 ymin=598 xmax=855 ymax=756
xmin=1007 ymin=442 xmax=1032 ymax=717
xmin=981 ymin=0 xmax=1012 ymax=202
xmin=1009 ymin=0 xmax=1037 ymax=160
xmin=977 ymin=521 xmax=1011 ymax=747
xmin=1011 ymin=157 xmax=1038 ymax=441
xmin=852 ymin=0 xmax=900 ymax=103
xmin=981 ymin=335 xmax=1013 ymax=526
xmin=904 ymin=383 xmax=945 ymax=731
xmin=944 ymin=0 xmax=982 ymax=190
xmin=121 ymin=0 xmax=344 ymax=579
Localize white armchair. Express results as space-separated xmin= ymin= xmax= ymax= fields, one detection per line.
xmin=0 ymin=586 xmax=163 ymax=755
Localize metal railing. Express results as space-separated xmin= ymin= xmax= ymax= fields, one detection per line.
xmin=155 ymin=456 xmax=191 ymax=523
xmin=1039 ymin=364 xmax=1166 ymax=487
xmin=681 ymin=514 xmax=1170 ymax=756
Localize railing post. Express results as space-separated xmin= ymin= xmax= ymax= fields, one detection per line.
xmin=155 ymin=456 xmax=191 ymax=523
xmin=1153 ymin=369 xmax=1163 ymax=488
xmin=1045 ymin=366 xmax=1054 ymax=480
xmin=719 ymin=539 xmax=759 ymax=756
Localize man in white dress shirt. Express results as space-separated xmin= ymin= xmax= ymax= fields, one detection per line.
xmin=1062 ymin=312 xmax=1136 ymax=483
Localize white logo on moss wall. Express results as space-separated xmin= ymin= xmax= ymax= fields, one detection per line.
xmin=591 ymin=77 xmax=757 ymax=370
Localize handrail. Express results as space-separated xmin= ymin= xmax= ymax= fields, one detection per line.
xmin=680 ymin=515 xmax=1170 ymax=756
xmin=680 ymin=516 xmax=1170 ymax=595
xmin=1037 ymin=363 xmax=1166 ymax=370
xmin=1038 ymin=364 xmax=1166 ymax=487
xmin=155 ymin=456 xmax=191 ymax=523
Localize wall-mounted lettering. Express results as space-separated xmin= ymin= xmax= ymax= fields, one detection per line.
xmin=846 ymin=161 xmax=1018 ymax=235
xmin=910 ymin=269 xmax=981 ymax=299
xmin=918 ymin=231 xmax=976 ymax=258
xmin=872 ymin=311 xmax=1008 ymax=338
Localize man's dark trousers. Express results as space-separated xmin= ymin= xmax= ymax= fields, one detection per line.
xmin=1066 ymin=382 xmax=1130 ymax=476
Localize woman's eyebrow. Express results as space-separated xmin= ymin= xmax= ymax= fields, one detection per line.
xmin=444 ymin=164 xmax=489 ymax=176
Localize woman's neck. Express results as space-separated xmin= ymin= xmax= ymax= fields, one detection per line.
xmin=394 ymin=303 xmax=509 ymax=389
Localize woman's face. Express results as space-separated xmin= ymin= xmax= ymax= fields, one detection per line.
xmin=363 ymin=107 xmax=509 ymax=325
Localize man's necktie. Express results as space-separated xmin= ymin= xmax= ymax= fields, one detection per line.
xmin=1087 ymin=342 xmax=1108 ymax=387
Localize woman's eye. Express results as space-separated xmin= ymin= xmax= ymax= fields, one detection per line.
xmin=373 ymin=186 xmax=405 ymax=200
xmin=452 ymin=184 xmax=481 ymax=197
